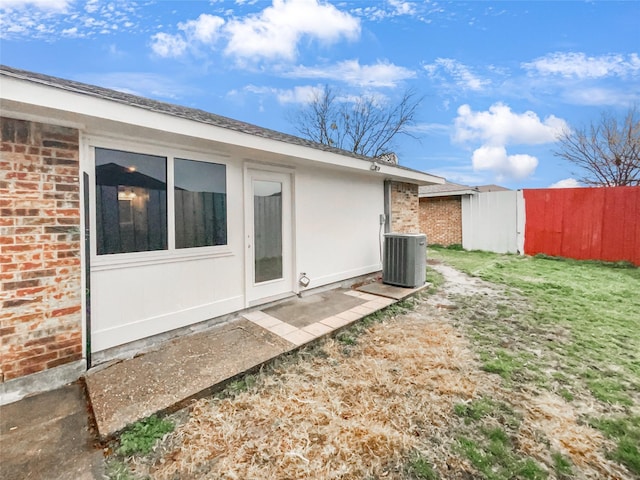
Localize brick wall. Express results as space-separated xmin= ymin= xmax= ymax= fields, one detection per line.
xmin=390 ymin=181 xmax=420 ymax=233
xmin=0 ymin=117 xmax=83 ymax=382
xmin=419 ymin=196 xmax=462 ymax=246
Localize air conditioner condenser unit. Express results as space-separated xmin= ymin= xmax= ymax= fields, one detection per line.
xmin=383 ymin=233 xmax=427 ymax=287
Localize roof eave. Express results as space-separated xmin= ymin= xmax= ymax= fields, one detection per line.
xmin=378 ymin=163 xmax=444 ymax=185
xmin=419 ymin=189 xmax=477 ymax=197
xmin=0 ymin=67 xmax=443 ymax=185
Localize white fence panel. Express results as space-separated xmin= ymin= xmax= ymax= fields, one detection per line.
xmin=462 ymin=190 xmax=522 ymax=254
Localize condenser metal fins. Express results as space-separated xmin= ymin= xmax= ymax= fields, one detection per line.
xmin=382 ymin=233 xmax=427 ymax=288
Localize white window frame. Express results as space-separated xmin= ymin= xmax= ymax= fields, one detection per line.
xmin=86 ymin=135 xmax=232 ymax=271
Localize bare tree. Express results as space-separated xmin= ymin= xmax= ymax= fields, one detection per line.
xmin=290 ymin=85 xmax=422 ymax=158
xmin=554 ymin=105 xmax=640 ymax=186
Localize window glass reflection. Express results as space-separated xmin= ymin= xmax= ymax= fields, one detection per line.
xmin=254 ymin=180 xmax=283 ymax=283
xmin=95 ymin=148 xmax=167 ymax=255
xmin=174 ymin=158 xmax=227 ymax=249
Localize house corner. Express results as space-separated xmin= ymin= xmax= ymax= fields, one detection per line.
xmin=389 ymin=181 xmax=420 ymax=234
xmin=1 ymin=117 xmax=84 ymax=401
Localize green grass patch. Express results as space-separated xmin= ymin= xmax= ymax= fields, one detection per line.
xmin=425 ymin=266 xmax=445 ymax=292
xmin=590 ymin=415 xmax=640 ymax=475
xmin=429 ymin=248 xmax=640 ymax=392
xmin=117 ymin=415 xmax=174 ymax=457
xmin=551 ymin=452 xmax=573 ymax=478
xmin=386 ymin=298 xmax=415 ymax=315
xmin=457 ymin=428 xmax=547 ymax=480
xmin=480 ymin=349 xmax=524 ymax=380
xmin=428 ymin=248 xmax=640 ymax=476
xmin=454 ymin=397 xmax=495 ymax=422
xmin=226 ymin=374 xmax=257 ymax=395
xmin=406 ymin=453 xmax=439 ymax=479
xmin=336 ymin=332 xmax=357 ymax=345
xmin=558 ymin=388 xmax=574 ymax=402
xmin=586 ymin=378 xmax=633 ymax=406
xmin=454 ymin=397 xmax=521 ymax=431
xmin=105 ymin=459 xmax=136 ymax=480
xmin=429 ymin=243 xmax=464 ymax=251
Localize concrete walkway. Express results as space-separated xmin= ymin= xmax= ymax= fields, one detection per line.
xmin=0 ymin=280 xmax=426 ymax=479
xmin=0 ymin=382 xmax=103 ymax=480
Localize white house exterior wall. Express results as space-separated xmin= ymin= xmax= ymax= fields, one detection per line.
xmin=85 ymin=133 xmax=246 ymax=353
xmin=295 ymin=165 xmax=383 ymax=288
xmin=85 ymin=132 xmax=386 ymax=354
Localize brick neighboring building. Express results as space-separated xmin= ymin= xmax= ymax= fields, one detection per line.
xmin=419 ymin=183 xmax=509 ymax=246
xmin=0 ymin=117 xmax=83 ymax=383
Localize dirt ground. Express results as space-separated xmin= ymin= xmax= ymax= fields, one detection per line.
xmin=121 ymin=262 xmax=634 ymax=479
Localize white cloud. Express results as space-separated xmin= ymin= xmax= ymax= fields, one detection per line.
xmin=150 ymin=14 xmax=224 ymax=58
xmin=148 ymin=0 xmax=360 ymax=63
xmin=350 ymin=1 xmax=444 ymax=22
xmin=388 ymin=0 xmax=416 ymax=16
xmin=61 ymin=26 xmax=79 ymax=37
xmin=1 ymin=0 xmax=141 ymax=39
xmin=408 ymin=122 xmax=451 ymax=135
xmin=224 ymin=0 xmax=360 ymax=61
xmin=240 ymin=84 xmax=322 ymax=105
xmin=549 ymin=178 xmax=581 ymax=189
xmin=0 ymin=0 xmax=70 ymax=11
xmin=178 ymin=13 xmax=224 ymax=44
xmin=454 ymin=103 xmax=568 ymax=146
xmin=276 ymin=85 xmax=322 ymax=104
xmin=150 ymin=32 xmax=188 ymax=58
xmin=85 ymin=0 xmax=98 ymax=14
xmin=424 ymin=58 xmax=490 ymax=91
xmin=563 ymin=87 xmax=640 ymax=107
xmin=523 ymin=52 xmax=640 ymax=79
xmin=287 ymin=59 xmax=416 ymax=87
xmin=106 ymin=43 xmax=124 ymax=57
xmin=453 ymin=103 xmax=568 ymax=181
xmin=471 ymin=145 xmax=538 ymax=181
xmin=241 ymin=82 xmax=391 ymax=107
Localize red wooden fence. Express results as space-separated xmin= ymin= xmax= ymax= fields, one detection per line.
xmin=523 ymin=187 xmax=640 ymax=266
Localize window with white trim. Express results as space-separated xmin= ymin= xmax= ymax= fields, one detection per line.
xmin=95 ymin=147 xmax=227 ymax=255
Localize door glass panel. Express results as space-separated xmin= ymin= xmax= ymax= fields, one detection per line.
xmin=254 ymin=180 xmax=283 ymax=283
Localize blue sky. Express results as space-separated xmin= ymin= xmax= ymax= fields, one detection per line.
xmin=1 ymin=0 xmax=639 ymax=189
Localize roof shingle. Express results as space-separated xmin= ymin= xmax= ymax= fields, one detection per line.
xmin=1 ymin=64 xmax=434 ymax=179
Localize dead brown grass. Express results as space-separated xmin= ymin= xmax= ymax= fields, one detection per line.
xmin=148 ymin=310 xmax=490 ymax=479
xmin=122 ymin=264 xmax=633 ymax=479
xmin=517 ymin=392 xmax=627 ymax=479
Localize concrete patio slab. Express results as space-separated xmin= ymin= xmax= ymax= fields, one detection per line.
xmin=302 ymin=321 xmax=334 ymax=337
xmin=344 ymin=290 xmax=380 ymax=302
xmin=282 ymin=329 xmax=316 ymax=346
xmin=356 ymin=280 xmax=430 ymax=300
xmin=319 ymin=315 xmax=352 ymax=329
xmin=263 ymin=289 xmax=366 ymax=328
xmin=85 ymin=319 xmax=292 ymax=438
